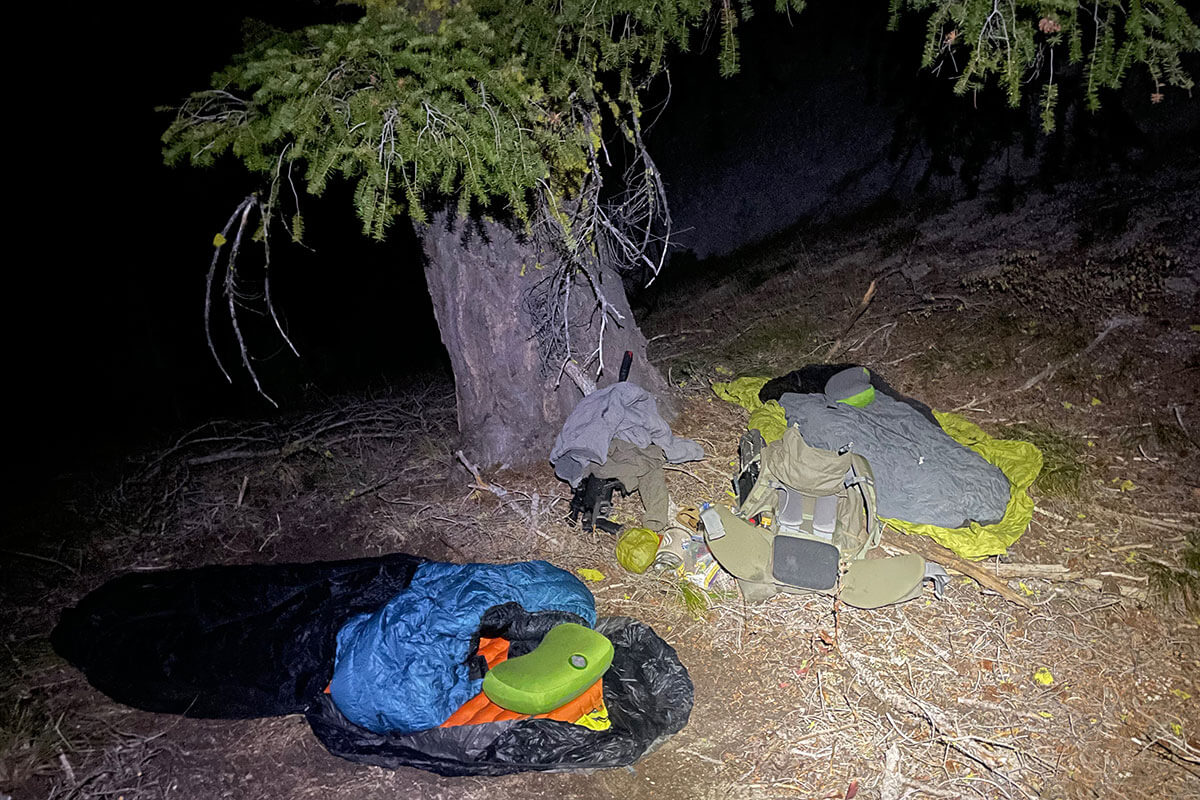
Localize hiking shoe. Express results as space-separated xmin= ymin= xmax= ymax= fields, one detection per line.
xmin=652 ymin=527 xmax=689 ymax=571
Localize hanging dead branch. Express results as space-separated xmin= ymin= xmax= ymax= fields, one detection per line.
xmin=204 ymin=192 xmax=302 ymax=407
xmin=520 ymin=102 xmax=674 ymax=386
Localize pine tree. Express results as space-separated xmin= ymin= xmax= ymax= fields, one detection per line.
xmin=164 ymin=0 xmax=1198 ymax=464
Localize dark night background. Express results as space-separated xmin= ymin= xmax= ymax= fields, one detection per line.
xmin=15 ymin=0 xmax=1197 ymax=492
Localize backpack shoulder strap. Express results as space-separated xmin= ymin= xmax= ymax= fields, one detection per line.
xmin=843 ymin=455 xmax=881 ymax=558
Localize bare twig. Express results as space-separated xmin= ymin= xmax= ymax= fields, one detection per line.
xmin=1014 ymin=316 xmax=1139 ymax=394
xmin=203 ymin=193 xmax=309 ymax=407
xmin=1170 ymin=403 xmax=1197 ymax=447
xmin=263 ymin=148 xmax=300 ymax=360
xmin=663 ymin=464 xmax=707 ymax=484
xmin=1 ymin=549 xmax=81 ymax=579
xmin=560 ymin=360 xmax=598 ymax=396
xmin=841 ymin=646 xmax=1038 ymax=799
xmin=456 ymin=449 xmax=507 ymax=498
xmin=823 ymin=279 xmax=878 ymax=360
xmin=225 ymin=196 xmax=277 ymax=407
xmin=204 ymin=197 xmax=255 ymax=385
xmin=646 ymin=328 xmax=714 ymax=345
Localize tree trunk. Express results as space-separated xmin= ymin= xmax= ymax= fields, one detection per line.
xmin=419 ymin=210 xmax=675 ymax=468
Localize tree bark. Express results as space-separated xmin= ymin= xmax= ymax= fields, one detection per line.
xmin=419 ymin=210 xmax=675 ymax=467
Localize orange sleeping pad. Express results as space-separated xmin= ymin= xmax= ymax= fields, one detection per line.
xmin=325 ymin=636 xmax=608 ymax=729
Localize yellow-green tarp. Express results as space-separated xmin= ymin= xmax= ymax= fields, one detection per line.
xmin=712 ymin=378 xmax=1043 ymax=559
xmin=712 ymin=377 xmax=771 ymax=411
xmin=712 ymin=377 xmax=790 ymax=446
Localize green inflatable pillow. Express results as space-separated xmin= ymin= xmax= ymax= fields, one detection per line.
xmin=481 ymin=623 xmax=614 ymax=715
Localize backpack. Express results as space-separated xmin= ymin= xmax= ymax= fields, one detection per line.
xmin=703 ymin=426 xmax=948 ymax=607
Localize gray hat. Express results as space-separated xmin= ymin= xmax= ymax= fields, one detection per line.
xmin=824 ymin=366 xmax=875 ymax=408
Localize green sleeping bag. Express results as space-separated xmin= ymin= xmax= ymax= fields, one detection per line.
xmin=482 ymin=623 xmax=614 ymax=715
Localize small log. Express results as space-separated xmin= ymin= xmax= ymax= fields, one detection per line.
xmin=881 ymin=528 xmax=1035 ymax=610
xmin=987 ymin=563 xmax=1072 ymax=579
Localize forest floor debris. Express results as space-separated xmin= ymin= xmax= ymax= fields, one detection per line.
xmin=4 ymin=166 xmax=1198 ymax=799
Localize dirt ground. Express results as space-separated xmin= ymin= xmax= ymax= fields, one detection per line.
xmin=4 ymin=162 xmax=1198 ymax=800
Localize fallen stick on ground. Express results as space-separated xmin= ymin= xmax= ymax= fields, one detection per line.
xmin=880 ymin=743 xmax=903 ymax=800
xmin=951 ymin=316 xmax=1140 ymax=412
xmin=1013 ymin=315 xmax=1139 ymax=394
xmin=455 ymin=450 xmax=507 ymax=498
xmin=883 ymin=530 xmax=1150 ymax=603
xmin=841 ymin=646 xmax=1039 ymax=799
xmin=881 ymin=528 xmax=1034 ymax=610
xmin=823 ymin=279 xmax=878 ymax=360
xmin=558 ymin=359 xmax=597 ymax=396
xmin=645 ymin=328 xmax=714 ymax=344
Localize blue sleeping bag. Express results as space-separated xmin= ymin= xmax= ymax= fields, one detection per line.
xmin=328 ymin=560 xmax=596 ymax=734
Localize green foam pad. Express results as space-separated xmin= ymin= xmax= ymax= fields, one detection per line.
xmin=838 ymin=385 xmax=876 ymax=408
xmin=481 ymin=623 xmax=614 ymax=715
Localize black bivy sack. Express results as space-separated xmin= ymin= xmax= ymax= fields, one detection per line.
xmin=51 ymin=553 xmax=693 ymax=777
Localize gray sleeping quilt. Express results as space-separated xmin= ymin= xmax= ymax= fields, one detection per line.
xmin=778 ymin=392 xmax=1010 ymax=528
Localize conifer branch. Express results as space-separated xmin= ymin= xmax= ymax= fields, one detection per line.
xmin=166 ymin=0 xmax=1197 ymax=402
